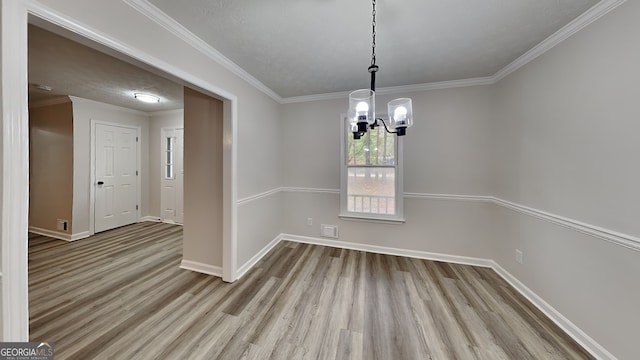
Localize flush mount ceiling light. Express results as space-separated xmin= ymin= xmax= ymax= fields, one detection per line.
xmin=348 ymin=0 xmax=414 ymax=139
xmin=134 ymin=93 xmax=160 ymax=103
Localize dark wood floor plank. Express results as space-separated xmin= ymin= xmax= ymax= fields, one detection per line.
xmin=29 ymin=222 xmax=594 ymax=360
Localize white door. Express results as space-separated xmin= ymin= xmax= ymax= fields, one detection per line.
xmin=95 ymin=123 xmax=139 ymax=233
xmin=175 ymin=128 xmax=184 ymax=223
xmin=161 ymin=127 xmax=184 ymax=224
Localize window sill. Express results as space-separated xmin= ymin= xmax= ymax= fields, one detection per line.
xmin=339 ymin=213 xmax=405 ymax=224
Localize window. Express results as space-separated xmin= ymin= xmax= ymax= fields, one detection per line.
xmin=340 ymin=115 xmax=404 ymax=222
xmin=165 ymin=136 xmax=174 ymax=179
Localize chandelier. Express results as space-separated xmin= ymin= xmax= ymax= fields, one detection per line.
xmin=348 ymin=0 xmax=413 ymax=139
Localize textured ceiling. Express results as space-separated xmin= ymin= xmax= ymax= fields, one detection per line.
xmin=28 ymin=24 xmax=183 ymax=112
xmin=27 ymin=0 xmax=602 ymax=109
xmin=148 ymin=0 xmax=600 ymax=97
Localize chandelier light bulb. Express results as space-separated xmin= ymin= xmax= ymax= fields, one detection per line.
xmin=356 ymin=101 xmax=369 ymax=117
xmin=393 ymin=106 xmax=408 ymax=124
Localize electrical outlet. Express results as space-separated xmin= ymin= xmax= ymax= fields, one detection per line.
xmin=57 ymin=219 xmax=69 ymax=232
xmin=515 ymin=249 xmax=524 ymax=264
xmin=307 ymin=218 xmax=313 ymax=226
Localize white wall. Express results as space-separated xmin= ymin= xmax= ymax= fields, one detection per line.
xmin=149 ymin=109 xmax=183 ymax=219
xmin=70 ymin=97 xmax=150 ymax=236
xmin=280 ymin=86 xmax=497 ymax=259
xmin=492 ymin=2 xmax=640 ymax=359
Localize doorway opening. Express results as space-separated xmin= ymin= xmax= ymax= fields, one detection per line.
xmin=1 ymin=3 xmax=239 ymax=340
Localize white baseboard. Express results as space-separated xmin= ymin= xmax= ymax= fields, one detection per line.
xmin=29 ymin=226 xmax=71 ymax=241
xmin=280 ymin=233 xmax=494 ymax=268
xmin=235 ymin=232 xmax=613 ymax=360
xmin=490 ymin=262 xmax=616 ymax=360
xmin=162 ymin=220 xmax=183 ymax=226
xmin=180 ymin=259 xmax=223 ymax=277
xmin=140 ymin=217 xmax=185 ymax=226
xmin=70 ymin=231 xmax=91 ymax=241
xmin=235 ymin=234 xmax=284 ymax=280
xmin=30 ymin=227 xmax=91 ymax=242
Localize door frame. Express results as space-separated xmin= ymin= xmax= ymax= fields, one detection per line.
xmin=160 ymin=126 xmax=184 ymax=225
xmin=90 ymin=120 xmax=142 ymax=234
xmin=2 ymin=0 xmax=239 ymax=340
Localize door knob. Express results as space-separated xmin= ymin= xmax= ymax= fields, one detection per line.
xmin=97 ymin=181 xmax=104 ymax=185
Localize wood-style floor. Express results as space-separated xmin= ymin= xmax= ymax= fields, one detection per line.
xmin=29 ymin=222 xmax=593 ymax=359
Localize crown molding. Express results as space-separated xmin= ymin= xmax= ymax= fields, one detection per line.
xmin=123 ymin=0 xmax=283 ymax=104
xmin=280 ymin=91 xmax=350 ymax=105
xmin=494 ymin=0 xmax=626 ymax=81
xmin=280 ymin=77 xmax=496 ymax=104
xmin=375 ymin=77 xmax=496 ymax=96
xmin=125 ymin=0 xmax=625 ymax=105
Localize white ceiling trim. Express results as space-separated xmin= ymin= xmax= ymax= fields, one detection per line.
xmin=494 ymin=0 xmax=627 ymax=82
xmin=280 ymin=77 xmax=496 ymax=104
xmin=125 ymin=0 xmax=625 ymax=105
xmin=123 ymin=0 xmax=283 ymax=103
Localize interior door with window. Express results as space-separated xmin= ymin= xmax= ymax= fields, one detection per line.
xmin=161 ymin=127 xmax=184 ymax=224
xmin=95 ymin=123 xmax=139 ymax=233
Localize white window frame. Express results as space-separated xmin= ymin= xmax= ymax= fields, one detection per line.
xmin=339 ymin=114 xmax=405 ymax=223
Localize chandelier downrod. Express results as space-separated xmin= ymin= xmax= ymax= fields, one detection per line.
xmin=369 ymin=0 xmax=379 ymax=92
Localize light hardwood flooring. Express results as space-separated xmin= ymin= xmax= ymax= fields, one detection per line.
xmin=29 ymin=222 xmax=593 ymax=359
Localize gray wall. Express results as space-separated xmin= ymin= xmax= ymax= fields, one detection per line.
xmin=235 ymin=81 xmax=284 ymax=267
xmin=492 ymin=2 xmax=640 ymax=358
xmin=280 ymin=86 xmax=497 ymax=259
xmin=277 ymin=3 xmax=640 ymax=358
xmin=10 ymin=0 xmax=638 ymax=357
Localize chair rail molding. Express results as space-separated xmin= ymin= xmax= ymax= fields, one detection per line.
xmin=239 ymin=187 xmax=639 ymax=252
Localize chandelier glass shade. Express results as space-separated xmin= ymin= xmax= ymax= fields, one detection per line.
xmin=347 ymin=0 xmax=414 ymax=139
